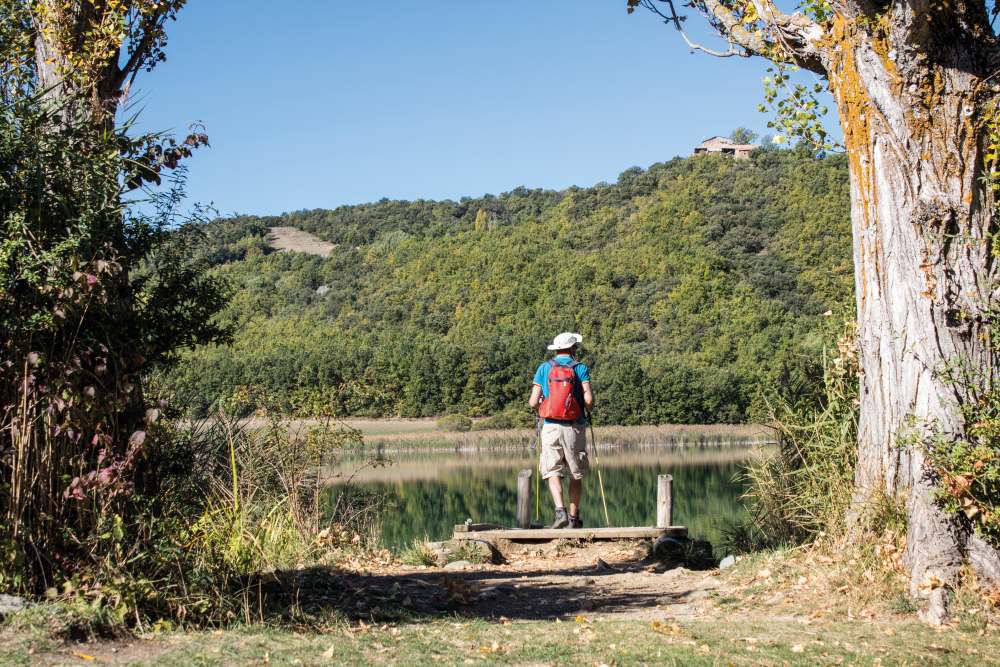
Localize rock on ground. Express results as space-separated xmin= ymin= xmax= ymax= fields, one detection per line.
xmin=0 ymin=594 xmax=26 ymax=617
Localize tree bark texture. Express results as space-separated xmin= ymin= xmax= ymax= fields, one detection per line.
xmin=822 ymin=4 xmax=1000 ymax=618
xmin=642 ymin=0 xmax=1000 ymax=620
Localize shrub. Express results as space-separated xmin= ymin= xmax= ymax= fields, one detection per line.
xmin=437 ymin=414 xmax=473 ymax=432
xmin=470 ymin=408 xmax=535 ymax=431
xmin=0 ymin=96 xmax=225 ymax=596
xmin=921 ymin=306 xmax=1000 ymax=549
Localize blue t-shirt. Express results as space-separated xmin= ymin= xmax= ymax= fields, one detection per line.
xmin=533 ymin=354 xmax=590 ymax=423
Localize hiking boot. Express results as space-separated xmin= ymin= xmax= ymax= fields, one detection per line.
xmin=569 ymin=514 xmax=583 ymax=529
xmin=550 ymin=507 xmax=570 ymax=529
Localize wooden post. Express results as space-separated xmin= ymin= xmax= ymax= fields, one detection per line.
xmin=516 ymin=468 xmax=533 ymax=529
xmin=656 ymin=474 xmax=673 ymax=528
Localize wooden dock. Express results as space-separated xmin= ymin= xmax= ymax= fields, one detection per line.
xmin=451 ymin=469 xmax=688 ymax=543
xmin=453 ymin=525 xmax=688 ymax=541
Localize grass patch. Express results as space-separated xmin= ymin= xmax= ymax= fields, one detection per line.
xmin=887 ymin=592 xmax=917 ymax=615
xmin=398 ymin=539 xmax=438 ymax=567
xmin=6 ymin=614 xmax=997 ymax=666
xmin=447 ymin=541 xmax=490 ymax=565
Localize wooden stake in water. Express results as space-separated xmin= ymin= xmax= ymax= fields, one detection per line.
xmin=656 ymin=474 xmax=673 ymax=528
xmin=587 ymin=411 xmax=611 ymax=527
xmin=516 ymin=469 xmax=532 ymax=529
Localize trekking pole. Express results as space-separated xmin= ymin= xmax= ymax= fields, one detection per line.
xmin=586 ymin=409 xmax=611 ymax=527
xmin=534 ymin=417 xmax=541 ymax=523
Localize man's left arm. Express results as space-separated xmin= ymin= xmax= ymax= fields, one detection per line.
xmin=529 ymin=383 xmax=542 ymax=409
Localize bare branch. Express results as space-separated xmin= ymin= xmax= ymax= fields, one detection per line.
xmin=633 ymin=0 xmax=828 ymax=75
xmin=748 ymin=0 xmax=827 ymax=73
xmin=113 ymin=11 xmax=163 ymax=92
xmin=637 ymin=0 xmax=747 ymax=58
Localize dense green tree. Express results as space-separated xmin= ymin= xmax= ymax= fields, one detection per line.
xmin=162 ymin=149 xmax=852 ymax=425
xmin=729 ymin=127 xmax=758 ymax=144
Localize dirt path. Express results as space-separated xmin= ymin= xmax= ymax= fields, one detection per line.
xmin=286 ymin=541 xmax=727 ymax=623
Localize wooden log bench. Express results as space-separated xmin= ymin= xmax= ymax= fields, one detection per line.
xmin=451 ymin=469 xmax=688 ymax=542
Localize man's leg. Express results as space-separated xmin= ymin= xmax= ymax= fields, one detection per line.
xmin=568 ymin=478 xmax=582 ymax=518
xmin=547 ymin=475 xmax=564 ymax=508
xmin=565 ymin=424 xmax=588 ymax=527
xmin=540 ymin=423 xmax=570 ymax=527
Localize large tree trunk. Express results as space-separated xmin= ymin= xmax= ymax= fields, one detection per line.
xmin=825 ymin=11 xmax=1000 ymax=622
xmin=32 ymin=1 xmax=123 ymax=128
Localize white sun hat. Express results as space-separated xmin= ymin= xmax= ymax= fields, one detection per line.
xmin=547 ymin=332 xmax=583 ymax=351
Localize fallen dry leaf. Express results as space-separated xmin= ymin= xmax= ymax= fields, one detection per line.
xmin=479 ymin=641 xmax=502 ymax=654
xmin=918 ymin=574 xmax=946 ymax=593
xmin=651 ymin=620 xmax=682 ymax=636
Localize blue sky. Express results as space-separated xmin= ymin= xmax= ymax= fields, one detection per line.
xmin=134 ymin=1 xmax=825 ymax=217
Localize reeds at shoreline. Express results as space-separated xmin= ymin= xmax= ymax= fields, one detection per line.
xmin=356 ymin=423 xmax=775 ymax=453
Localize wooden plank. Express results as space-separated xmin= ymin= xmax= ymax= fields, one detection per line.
xmin=453 ymin=526 xmax=687 ymax=541
xmin=516 ymin=468 xmax=533 ymax=529
xmin=656 ymin=474 xmax=673 ymax=529
xmin=454 ymin=522 xmax=508 ymax=533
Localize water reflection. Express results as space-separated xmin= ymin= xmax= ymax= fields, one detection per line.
xmin=322 ymin=444 xmax=761 ymax=551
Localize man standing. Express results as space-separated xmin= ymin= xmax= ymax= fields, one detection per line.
xmin=528 ymin=332 xmax=594 ymax=529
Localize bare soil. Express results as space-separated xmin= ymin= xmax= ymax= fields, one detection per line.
xmin=326 ymin=540 xmax=722 ymax=622
xmin=266 ymin=226 xmax=336 ymax=257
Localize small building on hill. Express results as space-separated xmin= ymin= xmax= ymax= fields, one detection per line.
xmin=693 ymin=136 xmax=758 ymax=160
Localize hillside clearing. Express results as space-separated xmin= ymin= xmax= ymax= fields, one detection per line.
xmin=266 ymin=226 xmax=336 ymax=257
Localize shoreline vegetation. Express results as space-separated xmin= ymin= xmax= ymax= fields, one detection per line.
xmin=240 ymin=417 xmax=776 ymax=452
xmin=323 ymin=445 xmax=764 ymax=485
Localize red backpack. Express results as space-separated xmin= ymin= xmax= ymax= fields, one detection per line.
xmin=538 ymin=360 xmax=583 ymax=421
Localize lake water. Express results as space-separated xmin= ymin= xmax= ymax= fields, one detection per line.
xmin=322 ymin=443 xmax=760 ymax=551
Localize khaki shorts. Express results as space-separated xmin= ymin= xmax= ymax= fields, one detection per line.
xmin=539 ymin=422 xmax=589 ymax=480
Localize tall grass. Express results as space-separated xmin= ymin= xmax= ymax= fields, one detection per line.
xmin=159 ymin=414 xmax=384 ymax=612
xmin=726 ymin=325 xmax=859 ymax=552
xmin=8 ymin=412 xmax=388 ymax=631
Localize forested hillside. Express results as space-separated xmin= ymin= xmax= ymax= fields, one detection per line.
xmin=164 ymin=147 xmax=852 ymax=424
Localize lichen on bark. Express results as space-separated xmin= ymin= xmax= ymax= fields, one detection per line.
xmin=633 ymin=0 xmax=1000 ymax=621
